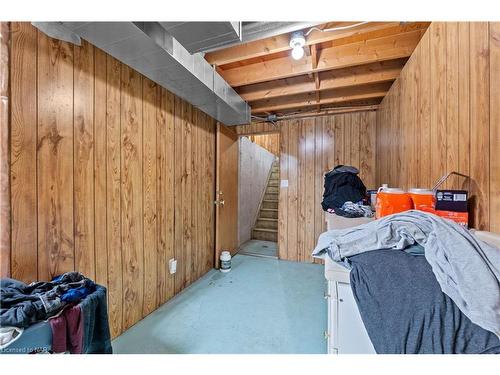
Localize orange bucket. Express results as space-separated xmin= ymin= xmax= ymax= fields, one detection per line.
xmin=409 ymin=188 xmax=436 ymax=212
xmin=376 ymin=188 xmax=413 ymax=218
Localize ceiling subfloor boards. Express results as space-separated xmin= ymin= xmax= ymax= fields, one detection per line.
xmin=203 ymin=21 xmax=430 ymax=118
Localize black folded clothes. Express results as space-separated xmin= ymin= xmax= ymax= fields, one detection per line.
xmin=0 ymin=272 xmax=95 ymax=328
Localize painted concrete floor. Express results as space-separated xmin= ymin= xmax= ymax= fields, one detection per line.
xmin=112 ymin=255 xmax=327 ymax=354
xmin=238 ymin=239 xmax=278 ymax=258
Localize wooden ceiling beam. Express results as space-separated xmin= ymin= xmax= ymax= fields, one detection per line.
xmin=205 ymin=22 xmax=429 ymax=66
xmin=222 ymin=29 xmax=426 ymax=87
xmin=264 ymin=99 xmax=382 ymax=116
xmin=250 ymin=83 xmax=391 ymax=113
xmin=236 ymin=59 xmax=404 ymax=102
xmin=252 ymin=105 xmax=380 ymax=123
xmin=311 ymin=44 xmax=321 ymax=110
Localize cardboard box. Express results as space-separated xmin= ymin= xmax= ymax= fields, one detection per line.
xmin=435 ymin=210 xmax=469 ymax=227
xmin=435 ymin=190 xmax=468 ymax=212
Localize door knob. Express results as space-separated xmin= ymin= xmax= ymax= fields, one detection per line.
xmin=214 ymin=199 xmax=225 ymax=206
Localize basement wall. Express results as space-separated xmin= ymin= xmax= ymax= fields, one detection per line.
xmin=234 ymin=111 xmax=377 ymax=263
xmin=8 ymin=22 xmax=216 ymax=338
xmin=238 ymin=137 xmax=276 ymax=245
xmin=376 ymin=22 xmax=500 ymax=232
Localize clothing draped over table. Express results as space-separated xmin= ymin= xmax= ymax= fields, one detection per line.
xmin=313 ymin=210 xmax=500 ymax=337
xmin=0 ymin=273 xmax=112 ymax=353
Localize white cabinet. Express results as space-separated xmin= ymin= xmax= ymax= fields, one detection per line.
xmin=324 ymin=213 xmax=376 ymax=354
xmin=325 ymin=260 xmax=375 ymax=354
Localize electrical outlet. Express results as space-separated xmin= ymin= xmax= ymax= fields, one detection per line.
xmin=169 ymin=259 xmax=177 ymax=274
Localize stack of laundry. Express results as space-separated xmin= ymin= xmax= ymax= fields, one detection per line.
xmin=0 ymin=272 xmax=112 ymax=354
xmin=321 ymin=165 xmax=373 ymax=218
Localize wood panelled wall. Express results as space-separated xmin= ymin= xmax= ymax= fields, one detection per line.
xmin=248 ymin=133 xmax=280 ymax=155
xmin=376 ymin=22 xmax=500 ymax=232
xmin=0 ymin=23 xmax=10 ymax=278
xmin=9 ymin=23 xmax=216 ymax=337
xmin=278 ymin=112 xmax=377 ymax=262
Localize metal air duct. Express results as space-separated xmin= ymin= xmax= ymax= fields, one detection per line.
xmin=59 ymin=22 xmax=250 ymax=125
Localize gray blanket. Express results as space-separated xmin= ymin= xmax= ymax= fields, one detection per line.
xmin=312 ymin=210 xmax=500 ymax=337
xmin=349 ymin=250 xmax=500 ymax=353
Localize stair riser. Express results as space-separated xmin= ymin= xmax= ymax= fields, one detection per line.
xmin=260 ymin=210 xmax=278 ymax=219
xmin=256 ymin=219 xmax=278 ymax=230
xmin=252 ymin=230 xmax=278 ymax=242
xmin=262 ymin=200 xmax=278 ymax=210
xmin=270 ymin=172 xmax=279 ymax=179
xmin=264 ymin=193 xmax=279 ymax=201
xmin=266 ymin=186 xmax=279 ymax=194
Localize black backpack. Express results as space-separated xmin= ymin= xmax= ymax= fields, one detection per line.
xmin=321 ymin=165 xmax=366 ymax=212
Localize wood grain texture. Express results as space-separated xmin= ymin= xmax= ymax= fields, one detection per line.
xmin=248 ymin=133 xmax=280 ymax=155
xmin=94 ymin=47 xmax=108 ymax=288
xmin=142 ymin=78 xmax=158 ymax=315
xmin=0 ymin=22 xmax=10 ymax=278
xmin=182 ymin=101 xmax=192 ymax=287
xmin=37 ymin=30 xmax=75 ymax=281
xmin=278 ymin=125 xmax=289 ymax=260
xmin=430 ymin=23 xmax=447 ymax=187
xmin=9 ymin=23 xmax=216 ymax=337
xmin=120 ymin=64 xmax=144 ymax=330
xmin=74 ymin=39 xmax=95 ymax=279
xmin=10 ymin=22 xmax=37 ymax=282
xmin=490 ymin=23 xmax=500 ymax=234
xmin=156 ymin=88 xmax=175 ymax=305
xmin=173 ymin=96 xmax=184 ymax=294
xmin=105 ymin=55 xmax=123 ymax=338
xmin=215 ymin=124 xmax=239 ymax=266
xmin=204 ymin=114 xmax=216 ymax=273
xmin=469 ymin=23 xmax=490 ymax=230
xmin=377 ymin=22 xmax=497 ymax=231
xmin=164 ymin=89 xmax=177 ymax=300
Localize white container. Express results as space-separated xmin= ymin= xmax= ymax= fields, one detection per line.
xmin=220 ymin=251 xmax=231 ymax=273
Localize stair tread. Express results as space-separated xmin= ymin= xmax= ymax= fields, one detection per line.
xmin=261 ymin=208 xmax=278 ymax=211
xmin=253 ymin=227 xmax=278 ymax=233
xmin=258 ymin=217 xmax=278 ymax=221
xmin=263 ymin=199 xmax=278 ymax=202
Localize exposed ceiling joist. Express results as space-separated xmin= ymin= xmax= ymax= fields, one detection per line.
xmin=205 ymin=22 xmax=429 ymax=66
xmin=236 ymin=59 xmax=405 ymax=102
xmin=250 ymin=105 xmax=380 ymax=123
xmin=275 ymin=99 xmax=383 ymax=115
xmin=311 ymin=44 xmax=321 ymax=110
xmin=250 ymin=82 xmax=391 ymax=113
xmin=221 ymin=29 xmax=426 ymax=87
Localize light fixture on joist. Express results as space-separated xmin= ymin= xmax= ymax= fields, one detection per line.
xmin=290 ymin=31 xmax=306 ymax=60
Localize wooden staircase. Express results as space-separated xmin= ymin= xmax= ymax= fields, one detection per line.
xmin=252 ymin=159 xmax=279 ymax=242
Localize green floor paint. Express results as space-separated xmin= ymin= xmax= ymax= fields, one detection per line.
xmin=238 ymin=239 xmax=277 ymax=258
xmin=112 ymin=255 xmax=327 ymax=354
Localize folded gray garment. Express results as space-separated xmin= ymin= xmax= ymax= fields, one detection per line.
xmin=312 ymin=210 xmax=500 ymax=337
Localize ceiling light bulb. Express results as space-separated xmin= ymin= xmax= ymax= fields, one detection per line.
xmin=291 ymin=46 xmax=304 ymax=60
xmin=290 ymin=31 xmax=306 ymax=60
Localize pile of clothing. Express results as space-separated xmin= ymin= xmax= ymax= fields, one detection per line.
xmin=313 ymin=210 xmax=500 ymax=341
xmin=0 ymin=272 xmax=112 ymax=354
xmin=321 ymin=165 xmax=372 ymax=218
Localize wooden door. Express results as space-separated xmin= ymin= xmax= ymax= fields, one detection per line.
xmin=215 ymin=123 xmax=239 ymax=268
